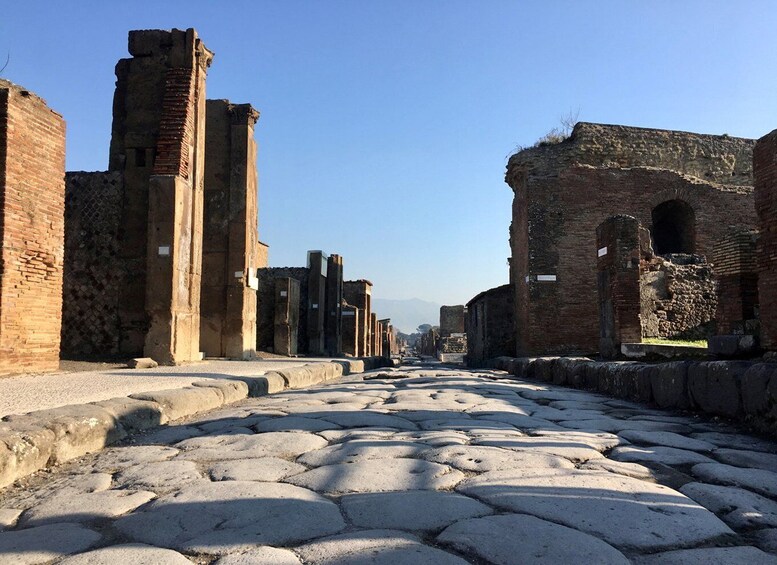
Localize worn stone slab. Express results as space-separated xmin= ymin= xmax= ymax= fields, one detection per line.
xmin=254 ymin=416 xmax=342 ymax=432
xmin=610 ymin=446 xmax=716 ymax=466
xmin=0 ymin=423 xmax=56 ymax=489
xmin=298 ymin=439 xmax=428 ymax=467
xmin=393 ymin=430 xmax=470 ymax=446
xmin=691 ymin=432 xmax=777 ymax=453
xmin=318 ymin=428 xmax=400 ymax=443
xmin=753 ymin=529 xmax=777 ymax=554
xmin=295 ymin=529 xmax=469 ymax=565
xmin=0 ymin=508 xmax=21 ymax=530
xmin=114 ymin=460 xmax=204 ymax=491
xmin=92 ymin=396 xmax=168 ymax=433
xmin=315 ymin=411 xmax=417 ymax=430
xmin=92 ymin=445 xmax=180 ymax=472
xmin=341 ymin=490 xmax=492 ymax=531
xmin=559 ymin=418 xmax=690 ymax=434
xmin=580 ymin=459 xmax=656 ymax=480
xmin=129 ymin=387 xmax=224 ymax=421
xmin=419 ymin=418 xmax=518 ymax=432
xmin=20 ymin=489 xmax=156 ymax=526
xmin=692 ymin=462 xmax=777 ymax=498
xmin=136 ymin=425 xmax=203 ymax=445
xmin=175 ymin=431 xmax=327 ymax=461
xmin=457 ymin=468 xmax=734 ymax=551
xmin=0 ymin=523 xmax=102 ymax=564
xmin=192 ymin=379 xmax=249 ymax=404
xmin=115 ymin=481 xmax=345 ymax=552
xmin=285 ymin=458 xmax=465 ymax=494
xmin=234 ymin=373 xmax=286 ymax=397
xmin=58 ymin=543 xmax=193 ymax=564
xmin=712 ymin=448 xmax=777 ymax=472
xmin=213 ymin=546 xmax=302 ymax=564
xmin=438 ymin=513 xmax=629 ymax=564
xmin=680 ymin=482 xmax=777 ymax=529
xmin=421 ymin=445 xmax=574 ymax=472
xmin=472 ymin=436 xmax=604 ymax=462
xmin=208 ymin=457 xmax=307 ymax=482
xmin=128 ymin=358 xmax=158 ymax=369
xmin=470 ymin=412 xmax=564 ymax=431
xmin=529 ymin=429 xmax=625 ymax=451
xmin=632 ymin=546 xmax=777 ymax=564
xmin=618 ymin=430 xmax=715 ymax=452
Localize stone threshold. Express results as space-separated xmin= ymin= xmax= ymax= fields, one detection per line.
xmin=0 ymin=357 xmax=393 ymax=489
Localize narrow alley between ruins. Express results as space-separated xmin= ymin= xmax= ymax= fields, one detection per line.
xmin=0 ymin=361 xmax=776 ymax=564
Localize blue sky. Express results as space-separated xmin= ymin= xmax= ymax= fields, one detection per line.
xmin=2 ymin=1 xmax=776 ymax=305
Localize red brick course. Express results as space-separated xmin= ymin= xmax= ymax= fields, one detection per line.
xmin=755 ymin=130 xmax=777 ymax=349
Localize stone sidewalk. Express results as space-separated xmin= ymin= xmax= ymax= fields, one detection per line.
xmin=1 ymin=364 xmax=776 ymax=563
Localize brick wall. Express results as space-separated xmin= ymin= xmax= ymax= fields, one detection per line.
xmin=440 ymin=305 xmax=466 ymax=337
xmin=712 ymin=229 xmax=759 ymax=335
xmin=0 ymin=80 xmax=66 ymax=374
xmin=344 ymin=280 xmax=372 ymax=356
xmin=61 ymin=172 xmax=124 ymax=357
xmin=466 ymin=283 xmax=515 ymax=366
xmin=755 ymin=129 xmax=777 ymax=350
xmin=257 ymin=267 xmax=309 ymax=353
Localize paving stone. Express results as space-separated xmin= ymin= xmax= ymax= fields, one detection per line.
xmin=291 ymin=403 xmax=385 ymax=415
xmin=313 ymin=411 xmax=417 ymax=430
xmin=529 ymin=429 xmax=625 ymax=451
xmin=531 ymin=407 xmax=605 ymax=421
xmin=297 ymin=439 xmax=428 ymax=467
xmin=285 ymin=458 xmax=465 ymax=494
xmin=419 ymin=418 xmax=518 ymax=432
xmin=91 ymin=446 xmax=180 ymax=472
xmin=213 ymin=546 xmax=302 ymax=564
xmin=680 ymin=482 xmax=777 ymax=529
xmin=135 ymin=425 xmax=202 ymax=445
xmin=610 ymin=446 xmax=716 ymax=466
xmin=457 ymin=468 xmax=733 ymax=551
xmin=392 ymin=430 xmax=470 ymax=446
xmin=712 ymin=448 xmax=777 ymax=472
xmin=421 ymin=445 xmax=575 ymax=472
xmin=437 ymin=513 xmax=629 ymax=564
xmin=175 ymin=431 xmax=327 ymax=461
xmin=115 ymin=481 xmax=345 ymax=553
xmin=254 ymin=416 xmax=342 ymax=432
xmin=753 ymin=529 xmax=777 ymax=554
xmin=208 ymin=457 xmax=307 ymax=481
xmin=472 ymin=435 xmax=604 ymax=462
xmin=560 ymin=418 xmax=690 ymax=434
xmin=580 ymin=459 xmax=656 ymax=480
xmin=318 ymin=428 xmax=400 ymax=443
xmin=197 ymin=415 xmax=277 ymax=434
xmin=114 ymin=460 xmax=204 ymax=491
xmin=469 ymin=412 xmax=565 ymax=431
xmin=618 ymin=430 xmax=716 ymax=452
xmin=632 ymin=546 xmax=777 ymax=564
xmin=0 ymin=523 xmax=102 ymax=564
xmin=20 ymin=489 xmax=156 ymax=526
xmin=692 ymin=463 xmax=777 ymax=498
xmin=0 ymin=508 xmax=22 ymax=530
xmin=58 ymin=543 xmax=194 ymax=564
xmin=341 ymin=490 xmax=492 ymax=531
xmin=691 ymin=432 xmax=777 ymax=453
xmin=295 ymin=529 xmax=469 ymax=564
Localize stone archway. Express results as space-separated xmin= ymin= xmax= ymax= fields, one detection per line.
xmin=651 ymin=199 xmax=696 ymax=255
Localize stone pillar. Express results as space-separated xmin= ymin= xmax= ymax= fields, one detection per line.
xmin=325 ymin=254 xmax=343 ymax=355
xmin=713 ymin=229 xmax=759 ymax=335
xmin=0 ymin=80 xmax=66 ymax=375
xmin=371 ymin=313 xmax=379 ymax=358
xmin=274 ymin=277 xmax=299 ymax=356
xmin=756 ymin=129 xmax=777 ymax=350
xmin=344 ymin=280 xmax=372 ymax=357
xmin=200 ymin=100 xmax=260 ymax=359
xmin=109 ymin=28 xmax=213 ymax=363
xmin=440 ymin=305 xmax=466 ymax=337
xmin=341 ymin=305 xmax=359 ymax=356
xmin=379 ymin=319 xmax=391 ymax=358
xmin=596 ymin=215 xmax=642 ymax=359
xmin=307 ymin=250 xmax=328 ymax=355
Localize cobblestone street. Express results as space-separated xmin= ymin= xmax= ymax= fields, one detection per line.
xmin=1 ymin=364 xmax=776 ymax=564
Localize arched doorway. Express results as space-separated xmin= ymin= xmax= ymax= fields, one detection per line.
xmin=651 ymin=200 xmax=695 ymax=255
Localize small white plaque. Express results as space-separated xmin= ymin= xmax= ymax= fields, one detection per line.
xmin=234 ymin=271 xmax=244 ymax=278
xmin=343 ymin=311 xmax=355 ymax=317
xmin=598 ymin=246 xmax=608 ymax=257
xmin=537 ymin=274 xmax=557 ymax=282
xmin=525 ymin=276 xmax=530 ymax=283
xmin=280 ymin=290 xmax=288 ymax=297
xmin=158 ymin=245 xmax=170 ymax=256
xmin=312 ymin=303 xmax=319 ymax=309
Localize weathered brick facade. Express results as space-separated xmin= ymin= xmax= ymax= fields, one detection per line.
xmin=257 ymin=267 xmax=309 ymax=354
xmin=506 ymin=122 xmax=756 ymax=355
xmin=713 ymin=230 xmax=759 ymax=336
xmin=466 ymin=284 xmax=515 ymax=366
xmin=341 ymin=304 xmax=359 ymax=356
xmin=440 ymin=305 xmax=466 ymax=337
xmin=755 ymin=129 xmax=777 ymax=350
xmin=325 ymin=254 xmax=343 ymax=356
xmin=344 ymin=280 xmax=372 ymax=357
xmin=273 ymin=277 xmax=300 ymax=356
xmin=200 ymin=100 xmax=260 ymax=359
xmin=0 ymin=80 xmax=66 ymax=374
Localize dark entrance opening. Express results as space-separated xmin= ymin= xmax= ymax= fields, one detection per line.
xmin=651 ymin=200 xmax=695 ymax=255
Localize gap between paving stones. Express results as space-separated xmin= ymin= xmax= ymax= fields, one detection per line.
xmin=0 ymin=357 xmax=392 ymax=489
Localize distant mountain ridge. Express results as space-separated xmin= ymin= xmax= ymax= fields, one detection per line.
xmin=371 ymin=298 xmax=441 ymax=334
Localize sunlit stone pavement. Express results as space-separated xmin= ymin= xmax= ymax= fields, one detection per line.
xmin=1 ymin=364 xmax=777 ymax=564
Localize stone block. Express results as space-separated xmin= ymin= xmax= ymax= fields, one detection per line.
xmin=128 ymin=358 xmax=158 ymax=369
xmin=276 ymin=366 xmax=323 ymax=389
xmin=345 ymin=360 xmax=365 ymax=374
xmin=91 ymin=397 xmax=168 ymax=434
xmin=650 ymin=361 xmax=691 ymax=409
xmin=568 ymin=361 xmax=594 ymax=388
xmin=511 ymin=358 xmax=536 ymax=378
xmin=708 ymin=335 xmax=758 ymax=358
xmin=129 ymin=387 xmax=224 ymax=421
xmin=192 ymin=380 xmax=249 ymax=404
xmin=741 ymin=364 xmax=777 ymax=421
xmin=534 ymin=357 xmax=558 ymax=382
xmin=0 ymin=423 xmax=56 ymax=488
xmin=236 ymin=373 xmax=286 ymax=397
xmin=551 ymin=357 xmax=590 ymax=386
xmin=582 ymin=362 xmax=607 ymax=390
xmin=687 ymin=361 xmax=749 ymax=417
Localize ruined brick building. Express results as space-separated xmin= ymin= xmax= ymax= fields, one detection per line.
xmin=506 ymin=122 xmax=756 ymax=355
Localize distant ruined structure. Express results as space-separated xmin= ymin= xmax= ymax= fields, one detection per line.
xmin=505 ymin=122 xmax=757 ymax=355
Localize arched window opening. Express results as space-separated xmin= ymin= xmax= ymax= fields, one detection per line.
xmin=651 ymin=200 xmax=696 ymax=255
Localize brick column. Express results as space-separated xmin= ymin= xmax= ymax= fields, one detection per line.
xmin=344 ymin=280 xmax=372 ymax=357
xmin=712 ymin=229 xmax=758 ymax=335
xmin=307 ymin=251 xmax=327 ymax=355
xmin=756 ymin=129 xmax=777 ymax=350
xmin=0 ymin=80 xmax=65 ymax=375
xmin=596 ymin=215 xmax=642 ymax=359
xmin=274 ymin=277 xmax=299 ymax=356
xmin=325 ymin=254 xmax=343 ymax=355
xmin=341 ymin=305 xmax=359 ymax=356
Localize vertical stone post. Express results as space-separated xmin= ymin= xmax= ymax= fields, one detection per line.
xmin=596 ymin=215 xmax=642 ymax=359
xmin=0 ymin=80 xmax=66 ymax=374
xmin=440 ymin=305 xmax=466 ymax=337
xmin=344 ymin=280 xmax=372 ymax=357
xmin=712 ymin=229 xmax=759 ymax=335
xmin=341 ymin=305 xmax=359 ymax=356
xmin=371 ymin=313 xmax=379 ymax=358
xmin=200 ymin=100 xmax=260 ymax=359
xmin=274 ymin=277 xmax=299 ymax=356
xmin=756 ymin=129 xmax=777 ymax=350
xmin=325 ymin=254 xmax=343 ymax=355
xmin=307 ymin=250 xmax=327 ymax=355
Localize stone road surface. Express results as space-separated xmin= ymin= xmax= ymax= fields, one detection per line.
xmin=1 ymin=364 xmax=777 ymax=564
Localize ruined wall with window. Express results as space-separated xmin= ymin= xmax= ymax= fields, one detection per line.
xmin=506 ymin=122 xmax=755 ymax=355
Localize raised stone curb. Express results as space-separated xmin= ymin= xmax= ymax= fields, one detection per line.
xmin=486 ymin=356 xmax=777 ymax=437
xmin=0 ymin=356 xmax=391 ymax=489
